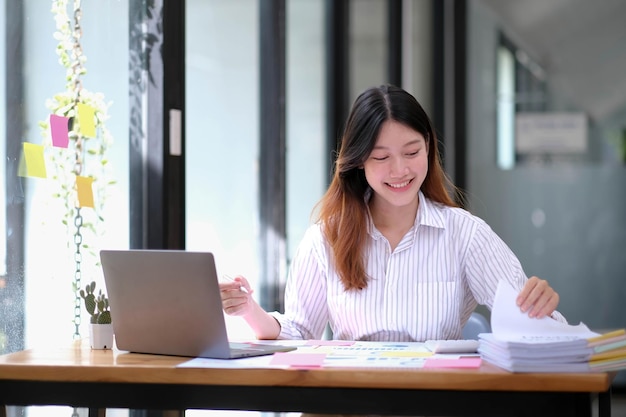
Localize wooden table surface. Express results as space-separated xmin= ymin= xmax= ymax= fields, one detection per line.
xmin=0 ymin=339 xmax=614 ymax=393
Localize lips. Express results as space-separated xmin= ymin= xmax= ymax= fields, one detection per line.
xmin=387 ymin=179 xmax=412 ymax=189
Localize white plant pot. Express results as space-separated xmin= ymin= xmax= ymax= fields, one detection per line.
xmin=89 ymin=323 xmax=114 ymax=349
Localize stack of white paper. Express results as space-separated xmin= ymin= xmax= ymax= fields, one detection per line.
xmin=478 ymin=281 xmax=626 ymax=373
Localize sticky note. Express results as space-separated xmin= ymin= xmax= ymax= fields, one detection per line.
xmin=50 ymin=114 xmax=70 ymax=148
xmin=77 ymin=103 xmax=96 ymax=138
xmin=76 ymin=176 xmax=94 ymax=208
xmin=423 ymin=357 xmax=482 ymax=369
xmin=22 ymin=143 xmax=47 ymax=178
xmin=269 ymin=352 xmax=326 ymax=368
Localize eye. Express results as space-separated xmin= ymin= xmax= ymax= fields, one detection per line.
xmin=370 ymin=155 xmax=388 ymax=161
xmin=406 ymin=149 xmax=421 ymax=157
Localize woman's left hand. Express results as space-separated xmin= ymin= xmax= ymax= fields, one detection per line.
xmin=516 ymin=276 xmax=560 ymax=319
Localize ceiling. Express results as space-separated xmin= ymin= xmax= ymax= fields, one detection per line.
xmin=479 ymin=0 xmax=626 ymax=123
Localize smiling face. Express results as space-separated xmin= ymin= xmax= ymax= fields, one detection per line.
xmin=363 ymin=119 xmax=429 ymax=211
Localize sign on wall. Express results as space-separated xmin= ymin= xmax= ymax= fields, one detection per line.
xmin=515 ymin=112 xmax=587 ymax=154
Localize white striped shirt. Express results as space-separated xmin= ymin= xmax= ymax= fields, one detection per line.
xmin=271 ymin=192 xmax=566 ymax=341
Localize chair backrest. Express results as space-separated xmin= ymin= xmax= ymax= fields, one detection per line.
xmin=462 ymin=312 xmax=491 ymax=339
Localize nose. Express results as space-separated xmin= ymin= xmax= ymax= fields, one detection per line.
xmin=389 ymin=156 xmax=408 ymax=177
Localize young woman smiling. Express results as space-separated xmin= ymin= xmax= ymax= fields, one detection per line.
xmin=220 ymin=84 xmax=564 ymax=342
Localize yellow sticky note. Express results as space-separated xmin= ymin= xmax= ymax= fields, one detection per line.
xmin=77 ymin=103 xmax=96 ymax=138
xmin=76 ymin=176 xmax=95 ymax=208
xmin=22 ymin=143 xmax=47 ymax=178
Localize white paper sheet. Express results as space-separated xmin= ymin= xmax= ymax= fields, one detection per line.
xmin=491 ymin=280 xmax=599 ymax=340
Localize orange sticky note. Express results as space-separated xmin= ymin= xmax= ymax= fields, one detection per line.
xmin=76 ymin=176 xmax=95 ymax=208
xmin=22 ymin=143 xmax=47 ymax=178
xmin=77 ymin=103 xmax=96 ymax=138
xmin=50 ymin=114 xmax=70 ymax=148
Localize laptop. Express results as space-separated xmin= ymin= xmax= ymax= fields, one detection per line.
xmin=99 ymin=249 xmax=296 ymax=359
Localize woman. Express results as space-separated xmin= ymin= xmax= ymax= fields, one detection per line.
xmin=220 ymin=84 xmax=564 ymax=342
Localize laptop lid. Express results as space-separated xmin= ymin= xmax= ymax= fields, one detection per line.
xmin=100 ymin=249 xmax=294 ymax=359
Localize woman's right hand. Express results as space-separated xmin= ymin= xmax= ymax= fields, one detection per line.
xmin=219 ymin=275 xmax=254 ymax=316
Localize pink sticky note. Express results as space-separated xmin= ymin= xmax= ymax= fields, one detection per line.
xmin=305 ymin=340 xmax=355 ymax=346
xmin=50 ymin=114 xmax=70 ymax=148
xmin=423 ymin=357 xmax=482 ymax=369
xmin=270 ymin=352 xmax=326 ymax=368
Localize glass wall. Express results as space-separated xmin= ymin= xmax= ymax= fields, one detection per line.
xmin=184 ymin=0 xmax=436 ymax=343
xmin=286 ymin=0 xmax=326 ymax=259
xmin=350 ymin=0 xmax=387 ymax=101
xmin=185 ymin=0 xmax=260 ymax=340
xmin=184 ymin=0 xmax=327 ymax=341
xmin=1 ymin=0 xmax=6 ymax=306
xmin=2 ymin=1 xmax=130 ymax=416
xmin=0 ymin=0 xmax=129 ymax=351
xmin=20 ymin=0 xmax=129 ymax=348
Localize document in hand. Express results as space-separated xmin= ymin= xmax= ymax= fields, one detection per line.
xmin=478 ymin=280 xmax=626 ymax=373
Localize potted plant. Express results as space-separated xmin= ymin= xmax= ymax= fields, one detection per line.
xmin=80 ymin=281 xmax=113 ymax=349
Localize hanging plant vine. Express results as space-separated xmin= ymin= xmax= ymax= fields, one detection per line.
xmin=39 ymin=0 xmax=115 ymax=338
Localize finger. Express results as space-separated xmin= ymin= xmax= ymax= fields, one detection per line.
xmin=224 ymin=304 xmax=245 ymax=316
xmin=516 ymin=276 xmax=539 ymax=307
xmin=221 ymin=289 xmax=249 ymax=302
xmin=529 ymin=292 xmax=559 ymax=319
xmin=234 ymin=275 xmax=251 ymax=288
xmin=523 ymin=281 xmax=555 ymax=317
xmin=223 ymin=297 xmax=250 ymax=316
xmin=222 ymin=295 xmax=249 ymax=311
xmin=518 ymin=277 xmax=548 ymax=312
xmin=223 ymin=297 xmax=245 ymax=309
xmin=219 ymin=282 xmax=244 ymax=292
xmin=239 ymin=282 xmax=253 ymax=294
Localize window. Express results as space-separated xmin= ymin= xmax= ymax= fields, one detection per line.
xmin=1 ymin=1 xmax=129 ymax=352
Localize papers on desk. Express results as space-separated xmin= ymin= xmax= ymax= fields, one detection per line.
xmin=478 ymin=280 xmax=626 ymax=373
xmin=177 ymin=340 xmax=482 ymax=370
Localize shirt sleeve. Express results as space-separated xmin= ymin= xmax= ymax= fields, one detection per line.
xmin=269 ymin=224 xmax=331 ymax=339
xmin=463 ymin=219 xmax=568 ymax=324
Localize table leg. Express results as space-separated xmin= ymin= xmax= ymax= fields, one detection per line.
xmin=598 ymin=389 xmax=612 ymax=417
xmin=130 ymin=410 xmax=184 ymax=417
xmin=88 ymin=408 xmax=106 ymax=417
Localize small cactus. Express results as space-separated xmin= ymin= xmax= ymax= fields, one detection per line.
xmin=80 ymin=281 xmax=112 ymax=324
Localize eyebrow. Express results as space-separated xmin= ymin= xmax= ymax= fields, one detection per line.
xmin=372 ymin=137 xmax=425 ymax=150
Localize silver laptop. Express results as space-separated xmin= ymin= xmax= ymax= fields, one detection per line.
xmin=100 ymin=249 xmax=296 ymax=359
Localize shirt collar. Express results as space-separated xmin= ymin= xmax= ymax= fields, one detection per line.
xmin=417 ymin=191 xmax=446 ymax=230
xmin=365 ymin=190 xmax=447 ymax=240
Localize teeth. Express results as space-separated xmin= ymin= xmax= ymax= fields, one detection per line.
xmin=389 ymin=180 xmax=410 ymax=188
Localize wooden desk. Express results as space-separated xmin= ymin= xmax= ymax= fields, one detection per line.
xmin=0 ymin=341 xmax=615 ymax=417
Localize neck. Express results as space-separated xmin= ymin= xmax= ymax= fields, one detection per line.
xmin=369 ymin=194 xmax=419 ymax=233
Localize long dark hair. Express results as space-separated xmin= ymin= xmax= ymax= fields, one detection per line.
xmin=315 ymin=84 xmax=459 ymax=290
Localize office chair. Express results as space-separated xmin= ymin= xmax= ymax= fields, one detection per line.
xmin=462 ymin=311 xmax=491 ymax=339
